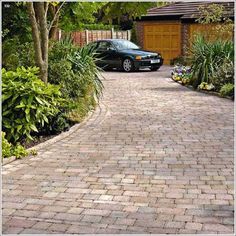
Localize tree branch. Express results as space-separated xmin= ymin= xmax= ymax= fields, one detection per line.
xmin=44 ymin=2 xmax=49 ymax=19
xmin=48 ymin=2 xmax=65 ymax=32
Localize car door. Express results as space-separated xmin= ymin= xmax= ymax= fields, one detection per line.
xmin=96 ymin=41 xmax=119 ymax=69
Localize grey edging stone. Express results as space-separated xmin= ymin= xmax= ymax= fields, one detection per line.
xmin=2 ymin=108 xmax=96 ymax=166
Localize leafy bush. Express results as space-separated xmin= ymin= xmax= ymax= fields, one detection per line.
xmin=212 ymin=59 xmax=234 ymax=91
xmin=2 ymin=37 xmax=35 ymax=70
xmin=49 ymin=37 xmax=79 ymax=62
xmin=170 ymin=56 xmax=189 ymax=66
xmin=2 ymin=132 xmax=12 ymax=158
xmin=39 ymin=112 xmax=71 ymax=135
xmin=220 ymin=83 xmax=234 ymax=97
xmin=68 ymin=45 xmax=104 ymax=100
xmin=2 ymin=2 xmax=32 ymax=43
xmin=2 ymin=132 xmax=28 ymax=158
xmin=190 ymin=35 xmax=234 ymax=88
xmin=2 ymin=67 xmax=64 ymax=143
xmin=67 ymin=84 xmax=98 ymax=123
xmin=48 ymin=39 xmax=84 ymax=99
xmin=48 ymin=40 xmax=103 ymax=121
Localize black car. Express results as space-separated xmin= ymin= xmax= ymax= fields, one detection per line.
xmin=89 ymin=39 xmax=163 ymax=72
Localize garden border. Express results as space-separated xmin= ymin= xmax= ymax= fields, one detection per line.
xmin=171 ymin=77 xmax=233 ymax=101
xmin=2 ymin=106 xmax=97 ymax=166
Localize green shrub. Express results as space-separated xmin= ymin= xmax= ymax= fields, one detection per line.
xmin=48 ymin=40 xmax=103 ymax=123
xmin=2 ymin=37 xmax=35 ymax=70
xmin=212 ymin=59 xmax=234 ymax=91
xmin=48 ymin=39 xmax=82 ymax=99
xmin=39 ymin=112 xmax=71 ymax=135
xmin=67 ymin=84 xmax=97 ymax=123
xmin=2 ymin=132 xmax=12 ymax=158
xmin=170 ymin=56 xmax=189 ymax=66
xmin=49 ymin=37 xmax=79 ymax=62
xmin=190 ymin=35 xmax=234 ymax=88
xmin=69 ymin=45 xmax=104 ymax=100
xmin=2 ymin=67 xmax=64 ymax=143
xmin=220 ymin=83 xmax=234 ymax=97
xmin=48 ymin=59 xmax=78 ymax=98
xmin=49 ymin=41 xmax=103 ymax=102
xmin=2 ymin=132 xmax=28 ymax=158
xmin=12 ymin=145 xmax=29 ymax=158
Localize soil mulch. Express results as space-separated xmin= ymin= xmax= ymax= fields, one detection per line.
xmin=23 ymin=134 xmax=57 ymax=149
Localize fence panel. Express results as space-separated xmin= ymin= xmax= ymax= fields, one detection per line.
xmin=59 ymin=28 xmax=131 ymax=47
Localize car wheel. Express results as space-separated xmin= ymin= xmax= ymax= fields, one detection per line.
xmin=122 ymin=58 xmax=134 ymax=72
xmin=151 ymin=66 xmax=160 ymax=71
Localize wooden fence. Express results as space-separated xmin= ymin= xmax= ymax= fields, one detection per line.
xmin=58 ymin=28 xmax=131 ymax=47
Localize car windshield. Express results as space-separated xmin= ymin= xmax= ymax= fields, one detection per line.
xmin=112 ymin=40 xmax=139 ymax=50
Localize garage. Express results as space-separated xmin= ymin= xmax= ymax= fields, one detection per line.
xmin=135 ymin=2 xmax=234 ymax=65
xmin=143 ymin=22 xmax=181 ymax=65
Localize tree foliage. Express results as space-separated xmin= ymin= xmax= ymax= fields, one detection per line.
xmin=100 ymin=2 xmax=155 ymax=24
xmin=59 ymin=2 xmax=105 ymax=32
xmin=196 ymin=3 xmax=234 ymax=40
xmin=2 ymin=2 xmax=31 ymax=42
xmin=3 ymin=2 xmax=167 ymax=82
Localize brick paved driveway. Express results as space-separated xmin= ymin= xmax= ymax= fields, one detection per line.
xmin=2 ymin=67 xmax=234 ymax=234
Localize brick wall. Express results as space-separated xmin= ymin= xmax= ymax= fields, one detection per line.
xmin=181 ymin=23 xmax=190 ymax=56
xmin=135 ymin=22 xmax=145 ymax=48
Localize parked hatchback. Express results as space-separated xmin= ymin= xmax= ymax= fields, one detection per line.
xmin=89 ymin=39 xmax=163 ymax=72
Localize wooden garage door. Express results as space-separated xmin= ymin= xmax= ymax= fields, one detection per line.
xmin=144 ymin=23 xmax=181 ymax=65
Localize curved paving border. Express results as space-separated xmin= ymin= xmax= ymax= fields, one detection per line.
xmin=2 ymin=100 xmax=111 ymax=166
xmin=2 ymin=107 xmax=95 ymax=166
xmin=2 ymin=66 xmax=234 ymax=234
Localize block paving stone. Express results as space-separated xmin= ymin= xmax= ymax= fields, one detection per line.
xmin=2 ymin=67 xmax=234 ymax=234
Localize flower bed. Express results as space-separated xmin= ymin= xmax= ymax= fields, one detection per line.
xmin=171 ymin=65 xmax=216 ymax=91
xmin=171 ymin=64 xmax=233 ymax=99
xmin=171 ymin=65 xmax=191 ymax=85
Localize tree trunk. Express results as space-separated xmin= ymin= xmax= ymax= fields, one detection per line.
xmin=27 ymin=2 xmax=48 ymax=83
xmin=49 ymin=19 xmax=59 ymax=40
xmin=49 ymin=5 xmax=60 ymax=40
